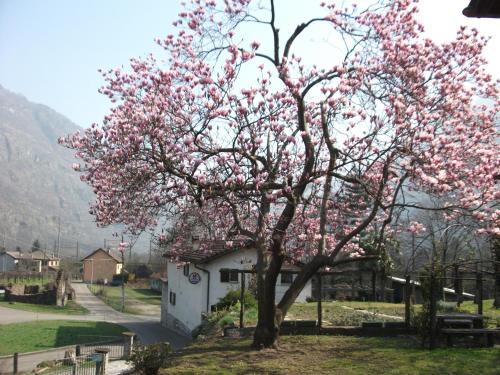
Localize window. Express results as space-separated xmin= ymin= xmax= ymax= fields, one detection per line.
xmin=169 ymin=291 xmax=176 ymax=305
xmin=183 ymin=264 xmax=189 ymax=277
xmin=220 ymin=269 xmax=239 ymax=283
xmin=281 ymin=273 xmax=293 ymax=284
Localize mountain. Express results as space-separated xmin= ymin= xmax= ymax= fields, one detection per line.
xmin=0 ymin=84 xmax=121 ymax=256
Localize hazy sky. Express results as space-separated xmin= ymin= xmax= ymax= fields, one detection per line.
xmin=0 ymin=0 xmax=498 ymax=129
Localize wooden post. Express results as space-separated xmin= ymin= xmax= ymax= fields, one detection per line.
xmin=477 ymin=271 xmax=483 ymax=315
xmin=404 ymin=274 xmax=411 ymax=330
xmin=122 ymin=332 xmax=135 ymax=359
xmin=454 ymin=264 xmax=463 ymax=307
xmin=13 ymin=352 xmax=18 ymax=374
xmin=317 ymin=274 xmax=322 ymax=333
xmin=94 ymin=349 xmax=109 ymax=375
xmin=371 ymin=269 xmax=377 ymax=301
xmin=429 ymin=272 xmax=437 ymax=350
xmin=239 ymin=272 xmax=245 ymax=328
xmin=75 ymin=345 xmax=81 ymax=357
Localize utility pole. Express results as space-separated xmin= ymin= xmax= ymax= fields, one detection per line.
xmin=148 ymin=234 xmax=152 ymax=264
xmin=121 ymin=234 xmax=125 ymax=313
xmin=76 ymin=241 xmax=79 ymax=260
xmin=56 ymin=217 xmax=61 ymax=258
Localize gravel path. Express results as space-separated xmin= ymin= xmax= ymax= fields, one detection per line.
xmin=340 ymin=305 xmax=404 ymax=320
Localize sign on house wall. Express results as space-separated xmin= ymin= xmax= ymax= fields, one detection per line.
xmin=188 ymin=272 xmax=201 ymax=284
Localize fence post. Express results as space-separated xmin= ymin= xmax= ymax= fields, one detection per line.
xmin=239 ymin=272 xmax=245 ymax=329
xmin=75 ymin=345 xmax=81 ymax=357
xmin=371 ymin=270 xmax=377 ymax=301
xmin=13 ymin=352 xmax=18 ymax=374
xmin=122 ymin=332 xmax=135 ymax=360
xmin=476 ymin=272 xmax=483 ymax=315
xmin=317 ymin=273 xmax=322 ymax=334
xmin=94 ymin=349 xmax=109 ymax=375
xmin=453 ymin=264 xmax=463 ymax=307
xmin=404 ymin=274 xmax=411 ymax=330
xmin=429 ymin=272 xmax=437 ymax=350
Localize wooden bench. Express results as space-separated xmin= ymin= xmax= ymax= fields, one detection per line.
xmin=441 ymin=319 xmax=473 ymax=329
xmin=441 ymin=328 xmax=500 ymax=347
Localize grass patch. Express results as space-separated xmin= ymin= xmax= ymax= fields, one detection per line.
xmin=458 ymin=299 xmax=500 ymax=327
xmin=88 ymin=284 xmax=160 ymax=314
xmin=0 ymin=320 xmax=126 ymax=355
xmin=165 ymin=335 xmax=500 ymax=374
xmin=0 ymin=300 xmax=88 ymax=315
xmin=288 ymin=301 xmax=403 ymax=326
xmin=125 ymin=288 xmax=162 ymax=305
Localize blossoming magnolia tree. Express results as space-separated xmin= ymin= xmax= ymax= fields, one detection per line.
xmin=61 ymin=0 xmax=499 ymax=347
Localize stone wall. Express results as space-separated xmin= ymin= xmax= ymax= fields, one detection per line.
xmin=4 ymin=270 xmax=73 ymax=306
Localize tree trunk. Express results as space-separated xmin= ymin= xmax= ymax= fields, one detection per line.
xmin=493 ymin=235 xmax=500 ymax=309
xmin=253 ymin=251 xmax=283 ymax=348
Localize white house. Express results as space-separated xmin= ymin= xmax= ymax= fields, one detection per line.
xmin=161 ymin=240 xmax=312 ymax=336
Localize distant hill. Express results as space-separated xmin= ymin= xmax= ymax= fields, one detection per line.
xmin=0 ymin=84 xmax=123 ymax=256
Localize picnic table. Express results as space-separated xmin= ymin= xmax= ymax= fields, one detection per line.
xmin=437 ymin=314 xmax=498 ymax=347
xmin=437 ymin=313 xmax=485 ymax=329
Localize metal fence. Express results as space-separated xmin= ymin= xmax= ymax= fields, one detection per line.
xmin=37 ymin=354 xmax=99 ymax=375
xmin=79 ymin=341 xmax=124 ymax=360
xmin=0 ymin=338 xmax=130 ymax=374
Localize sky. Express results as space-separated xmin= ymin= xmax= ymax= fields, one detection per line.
xmin=0 ymin=0 xmax=498 ymax=129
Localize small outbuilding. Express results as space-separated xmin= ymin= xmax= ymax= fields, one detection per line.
xmin=82 ymin=248 xmax=123 ymax=283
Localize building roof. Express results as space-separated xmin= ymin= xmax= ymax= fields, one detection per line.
xmin=164 ymin=240 xmax=307 ymax=271
xmin=164 ymin=239 xmax=254 ymax=264
xmin=82 ymin=248 xmax=123 ymax=263
xmin=388 ymin=276 xmax=475 ymax=298
xmin=2 ymin=250 xmax=59 ymax=261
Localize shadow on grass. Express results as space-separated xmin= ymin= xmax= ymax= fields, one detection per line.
xmin=55 ymin=322 xmax=125 ymax=346
xmin=132 ymin=289 xmax=161 ymax=297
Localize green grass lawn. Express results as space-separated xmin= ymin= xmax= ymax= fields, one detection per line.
xmin=0 ymin=320 xmax=126 ymax=355
xmin=0 ymin=299 xmax=89 ymax=315
xmin=88 ymin=284 xmax=161 ymax=314
xmin=216 ymin=299 xmax=499 ymax=328
xmin=288 ymin=301 xmax=404 ymax=326
xmin=458 ymin=299 xmax=500 ymax=327
xmin=124 ymin=287 xmax=162 ymax=305
xmin=165 ymin=335 xmax=500 ymax=375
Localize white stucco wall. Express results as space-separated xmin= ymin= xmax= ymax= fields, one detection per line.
xmin=0 ymin=254 xmax=16 ymax=272
xmin=162 ymin=247 xmax=313 ymax=335
xmin=164 ymin=261 xmax=206 ymax=336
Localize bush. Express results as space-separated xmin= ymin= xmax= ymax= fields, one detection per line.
xmin=437 ymin=301 xmax=458 ymax=313
xmin=128 ymin=343 xmax=171 ymax=375
xmin=192 ymin=310 xmax=227 ymax=339
xmin=214 ymin=289 xmax=257 ymax=311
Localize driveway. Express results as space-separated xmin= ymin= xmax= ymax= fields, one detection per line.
xmin=72 ymin=282 xmax=190 ymax=348
xmin=0 ymin=282 xmax=190 ymax=349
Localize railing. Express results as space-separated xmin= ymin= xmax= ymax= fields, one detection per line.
xmin=37 ymin=354 xmax=99 ymax=375
xmin=0 ymin=338 xmax=129 ymax=374
xmin=79 ymin=341 xmax=124 ymax=360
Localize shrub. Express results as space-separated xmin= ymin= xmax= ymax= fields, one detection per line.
xmin=214 ymin=289 xmax=257 ymax=311
xmin=437 ymin=301 xmax=457 ymax=313
xmin=128 ymin=343 xmax=171 ymax=375
xmin=219 ymin=315 xmax=235 ymax=328
xmin=192 ymin=310 xmax=227 ymax=339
